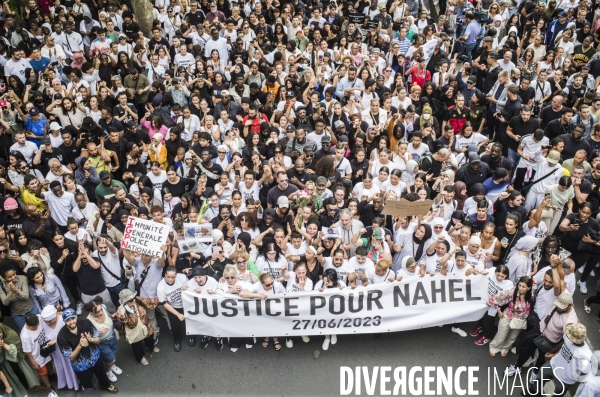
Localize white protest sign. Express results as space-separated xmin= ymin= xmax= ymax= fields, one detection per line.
xmin=178 ymin=238 xmax=208 ymax=254
xmin=183 ymin=223 xmax=213 ymax=241
xmin=182 ymin=275 xmax=488 ymax=337
xmin=121 ymin=216 xmax=169 ymax=257
xmin=322 ymin=227 xmax=339 ymax=239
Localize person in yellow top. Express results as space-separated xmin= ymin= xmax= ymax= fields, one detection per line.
xmin=262 ymin=75 xmax=279 ymax=97
xmin=148 ymin=134 xmax=168 ymax=170
xmin=86 ymin=142 xmax=118 ymax=174
xmin=0 ymin=174 xmax=47 ymax=211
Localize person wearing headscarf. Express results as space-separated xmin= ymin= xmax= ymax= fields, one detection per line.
xmin=392 ymin=223 xmax=432 ymax=272
xmin=464 ymin=236 xmax=486 ymax=271
xmin=0 ymin=322 xmax=40 ymax=397
xmin=505 ymin=236 xmax=539 ymax=285
xmin=401 ymin=160 xmax=419 ymax=187
xmin=212 ymin=229 xmax=233 ymax=258
xmin=426 ymin=217 xmax=455 ymax=251
xmin=233 ymin=231 xmax=258 ymax=263
xmin=74 ymin=156 xmax=100 ymax=200
xmin=40 ymin=305 xmax=79 ymax=390
xmin=108 ymin=209 xmax=130 ymax=241
xmin=453 ymin=181 xmax=468 ymax=210
xmin=86 ymin=199 xmax=112 ymax=238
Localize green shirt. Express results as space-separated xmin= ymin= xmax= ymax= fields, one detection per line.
xmin=95 ymin=180 xmax=127 ymax=200
xmin=123 ymin=74 xmax=150 ymax=104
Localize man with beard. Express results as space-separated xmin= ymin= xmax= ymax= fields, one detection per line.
xmin=274 ymin=197 xmax=294 ymax=229
xmin=198 ymin=147 xmax=222 ymax=190
xmin=313 ymin=135 xmax=335 ymax=164
xmin=86 ymin=142 xmax=118 ymax=175
xmin=103 ymin=130 xmax=128 ymax=181
xmin=559 ymin=124 xmax=592 ymax=159
xmin=266 ymin=171 xmax=298 ymax=208
xmin=481 ymin=142 xmax=514 ymax=171
xmin=357 ymin=192 xmax=384 ymax=227
xmin=94 ymin=171 xmax=127 ymax=203
xmin=122 ymin=119 xmax=150 ymax=146
xmin=57 ymin=308 xmax=118 ymax=393
xmin=319 ymin=197 xmax=339 ymax=228
xmin=22 ymin=204 xmax=57 ymax=246
xmin=293 ymin=106 xmax=314 ymax=133
xmin=285 ymin=128 xmax=317 ymax=162
xmin=287 ymin=158 xmax=315 ymax=189
xmin=35 ymin=180 xmax=77 ymax=233
xmin=456 ymin=153 xmax=492 ymax=196
xmin=59 ymin=128 xmax=83 ymax=170
xmin=213 ymin=90 xmax=241 ymax=120
xmin=32 ymin=137 xmax=66 ymax=176
xmin=241 ymin=103 xmax=268 ymax=135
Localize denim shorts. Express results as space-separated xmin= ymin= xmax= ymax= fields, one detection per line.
xmin=98 ymin=333 xmax=118 ymax=363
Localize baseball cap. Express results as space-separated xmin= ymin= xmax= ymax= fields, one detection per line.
xmin=220 ymin=90 xmax=230 ymax=96
xmin=582 ymin=63 xmax=591 ymax=70
xmin=99 ymin=170 xmax=111 ymax=180
xmin=28 ymin=107 xmax=39 ymax=116
xmin=558 ymin=11 xmax=567 ymax=17
xmin=468 ymin=153 xmax=481 ymax=163
xmin=286 ymin=90 xmax=295 ymax=97
xmin=321 ymin=135 xmax=332 ymax=143
xmin=277 ymin=196 xmax=289 ymax=208
xmin=49 ymin=122 xmax=61 ymax=130
xmin=316 ymin=176 xmax=328 ymax=186
xmin=554 ymin=292 xmax=573 ymax=309
xmin=334 ymin=120 xmax=345 ymax=130
xmin=286 ymin=124 xmax=296 ymax=132
xmin=81 ymin=117 xmax=95 ymax=131
xmin=303 ymin=146 xmax=314 ymax=155
xmin=3 ymin=198 xmax=18 ymax=211
xmin=547 ymin=150 xmax=560 ymax=165
xmin=373 ymin=227 xmax=384 ymax=240
xmin=41 ymin=137 xmax=51 ymax=146
xmin=62 ymin=308 xmax=77 ymax=322
xmin=467 ymin=76 xmax=477 ymax=84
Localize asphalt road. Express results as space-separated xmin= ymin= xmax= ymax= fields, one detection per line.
xmin=54 ymin=280 xmax=597 ymax=397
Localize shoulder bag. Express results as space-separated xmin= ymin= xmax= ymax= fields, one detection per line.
xmin=125 ymin=304 xmax=149 ymax=344
xmin=94 ymin=252 xmax=126 ymax=284
xmin=532 ymin=308 xmax=557 ymax=353
xmin=520 ymin=168 xmax=557 ymax=196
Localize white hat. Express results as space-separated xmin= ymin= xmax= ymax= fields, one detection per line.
xmin=50 ymin=122 xmax=61 ymax=130
xmin=277 ymin=196 xmax=289 ymax=208
xmin=41 ymin=305 xmax=57 ymax=321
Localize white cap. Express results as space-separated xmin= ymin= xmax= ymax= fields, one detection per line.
xmin=277 ymin=196 xmax=289 ymax=208
xmin=50 ymin=122 xmax=61 ymax=130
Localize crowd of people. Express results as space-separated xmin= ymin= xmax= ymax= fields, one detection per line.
xmin=0 ymin=0 xmax=596 ymax=394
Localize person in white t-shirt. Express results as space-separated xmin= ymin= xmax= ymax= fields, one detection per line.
xmin=319 ymin=248 xmax=355 ymax=285
xmin=281 ymin=262 xmax=314 ymax=348
xmin=240 ymin=273 xmax=285 ymax=350
xmin=536 ymin=323 xmax=592 ymax=396
xmin=186 ymin=267 xmax=219 ymax=347
xmin=38 ymin=180 xmax=78 ymax=228
xmin=20 ymin=314 xmax=52 ymax=388
xmin=396 ymin=256 xmax=420 ymax=280
xmin=314 ymin=268 xmax=346 ymax=351
xmin=157 ymin=267 xmax=189 ymax=352
xmin=348 ymin=246 xmax=375 ymax=287
xmin=366 ymin=260 xmax=396 ymax=284
xmin=471 ymin=265 xmax=513 ymax=346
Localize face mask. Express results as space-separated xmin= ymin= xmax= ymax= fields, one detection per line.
xmin=124 ymin=304 xmax=134 ymax=313
xmin=423 ymin=114 xmax=431 ymax=120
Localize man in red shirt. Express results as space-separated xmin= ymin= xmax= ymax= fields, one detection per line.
xmin=242 ymin=104 xmax=269 ymax=135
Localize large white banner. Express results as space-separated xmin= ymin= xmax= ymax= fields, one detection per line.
xmin=182 ymin=275 xmax=489 ymax=337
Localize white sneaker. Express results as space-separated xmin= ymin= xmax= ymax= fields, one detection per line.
xmin=286 ymin=338 xmax=293 ymax=348
xmin=591 ymin=270 xmax=596 ymax=277
xmin=578 ymin=280 xmax=588 ymax=294
xmin=529 ymin=370 xmax=539 ymax=384
xmin=322 ymin=338 xmax=330 ymax=351
xmin=153 ymin=346 xmax=160 ymax=353
xmin=140 ymin=357 xmax=149 ymax=366
xmin=301 ymin=335 xmax=310 ymax=343
xmin=245 ymin=344 xmax=253 ymax=349
xmin=451 ymin=327 xmax=467 ymax=337
xmin=505 ymin=364 xmax=517 ymax=377
xmin=111 ymin=365 xmax=122 ymax=375
xmin=76 ymin=302 xmax=83 ymax=315
xmin=511 ymin=347 xmax=517 ymax=354
xmin=106 ymin=371 xmax=117 ymax=383
xmin=579 ymin=267 xmax=585 ymax=274
xmin=331 ymin=335 xmax=337 ymax=345
xmin=230 ymin=347 xmax=238 ymax=352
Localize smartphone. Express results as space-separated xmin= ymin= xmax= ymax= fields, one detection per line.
xmin=501 ymin=237 xmax=508 ymax=244
xmin=235 ymin=170 xmax=240 ymax=176
xmin=9 ymin=250 xmax=16 ymax=256
xmin=572 ymin=218 xmax=581 ymax=226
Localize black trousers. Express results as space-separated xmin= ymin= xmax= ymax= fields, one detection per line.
xmin=513 ymin=168 xmax=536 ymax=191
xmin=516 ymin=327 xmax=558 ymax=369
xmin=229 ymin=337 xmax=254 ymax=349
xmin=62 ymin=274 xmax=81 ymax=302
xmin=166 ymin=307 xmax=185 ymax=342
xmin=74 ymin=357 xmax=111 ymax=390
xmin=478 ymin=313 xmax=497 ymax=338
xmin=585 ymin=290 xmax=600 ymax=316
xmin=580 ymin=254 xmax=597 ymax=283
xmin=131 ymin=334 xmax=154 ymax=363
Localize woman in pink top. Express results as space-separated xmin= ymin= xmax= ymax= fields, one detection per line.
xmin=140 ymin=113 xmax=169 ymax=144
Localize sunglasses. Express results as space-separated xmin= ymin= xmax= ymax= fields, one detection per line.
xmin=279 ymin=179 xmax=289 ymax=183
xmin=263 ymin=282 xmax=274 ymax=287
xmin=237 ymin=260 xmax=246 ymax=264
xmin=274 ymin=150 xmax=282 ymax=154
xmin=218 ymin=151 xmax=226 ymax=154
xmin=224 ymin=276 xmax=236 ymax=280
xmin=0 ymin=250 xmax=7 ymax=254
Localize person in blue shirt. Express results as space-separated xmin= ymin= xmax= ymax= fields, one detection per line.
xmin=483 ymin=167 xmax=510 ymax=203
xmin=29 ymin=47 xmax=50 ymax=76
xmin=458 ymin=11 xmax=481 ymax=64
xmin=16 ymin=107 xmax=46 ymax=147
xmin=545 ymin=12 xmax=569 ymax=51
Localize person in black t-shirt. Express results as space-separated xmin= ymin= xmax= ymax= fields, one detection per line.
xmin=481 ymin=142 xmax=513 ymax=171
xmin=121 ymin=11 xmax=141 ymax=42
xmin=287 ymin=158 xmax=316 ymax=189
xmin=59 ymin=129 xmax=83 ymax=171
xmin=148 ymin=27 xmax=170 ymax=54
xmin=518 ymin=78 xmax=536 ymax=107
xmin=34 ymin=137 xmax=66 ymax=175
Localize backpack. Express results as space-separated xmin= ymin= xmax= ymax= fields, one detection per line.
xmin=152 ymin=108 xmax=175 ymax=128
xmin=417 ymin=151 xmax=433 ymax=169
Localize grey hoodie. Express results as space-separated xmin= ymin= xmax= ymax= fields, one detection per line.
xmin=74 ymin=156 xmax=101 ymax=186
